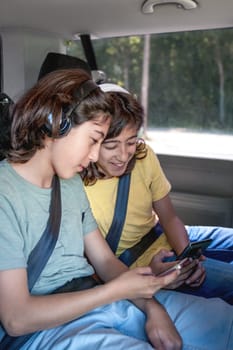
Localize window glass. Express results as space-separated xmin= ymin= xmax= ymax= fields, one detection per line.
xmin=66 ymin=28 xmax=233 ymax=160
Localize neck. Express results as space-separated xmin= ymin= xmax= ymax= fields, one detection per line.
xmin=11 ymin=149 xmax=54 ymax=188
xmin=96 ymin=164 xmax=113 ymax=179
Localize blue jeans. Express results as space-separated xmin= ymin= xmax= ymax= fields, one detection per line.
xmin=22 ymin=298 xmax=233 ymax=350
xmin=186 ymin=225 xmax=233 ymax=262
xmin=177 ymin=257 xmax=233 ymax=304
xmin=155 ymin=290 xmax=233 ymax=350
xmin=174 ymin=226 xmax=233 ymax=304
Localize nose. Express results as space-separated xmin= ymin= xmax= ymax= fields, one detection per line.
xmin=117 ymin=144 xmax=129 ymax=162
xmin=89 ymin=144 xmax=100 ymax=163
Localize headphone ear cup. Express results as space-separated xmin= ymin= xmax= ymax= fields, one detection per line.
xmin=58 ymin=110 xmax=72 ymax=136
xmin=42 ymin=110 xmax=71 ymax=137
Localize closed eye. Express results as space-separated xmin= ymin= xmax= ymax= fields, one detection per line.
xmin=91 ymin=138 xmax=98 ymax=144
xmin=127 ymin=140 xmax=137 ymax=146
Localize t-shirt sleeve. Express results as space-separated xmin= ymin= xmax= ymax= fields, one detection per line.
xmin=0 ymin=195 xmax=26 ymax=270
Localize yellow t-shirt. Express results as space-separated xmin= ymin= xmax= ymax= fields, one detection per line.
xmin=85 ymin=145 xmax=172 ymax=267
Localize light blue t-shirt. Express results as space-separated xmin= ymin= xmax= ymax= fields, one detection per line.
xmin=0 ymin=160 xmax=97 ymax=295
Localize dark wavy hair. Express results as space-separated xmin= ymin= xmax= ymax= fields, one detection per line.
xmin=82 ymin=91 xmax=148 ymax=185
xmin=6 ymin=69 xmax=111 ymax=163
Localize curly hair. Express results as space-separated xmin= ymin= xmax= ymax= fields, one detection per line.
xmin=82 ymin=91 xmax=148 ymax=185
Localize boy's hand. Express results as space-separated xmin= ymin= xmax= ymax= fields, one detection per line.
xmin=109 ymin=266 xmax=180 ymax=300
xmin=149 ymin=249 xmax=199 ymax=289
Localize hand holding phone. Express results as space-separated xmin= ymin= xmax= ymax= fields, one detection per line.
xmin=157 ymin=258 xmax=189 ymax=277
xmin=176 ymin=239 xmax=212 ymax=260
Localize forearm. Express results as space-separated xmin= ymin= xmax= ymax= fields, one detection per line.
xmin=162 ymin=217 xmax=189 ymax=255
xmin=133 ymin=296 xmax=182 ymax=350
xmin=129 ymin=296 xmax=162 ymax=316
xmin=97 ymin=258 xmax=167 ymax=318
xmin=97 ymin=256 xmax=128 ymax=282
xmin=2 ymin=283 xmax=120 ymax=336
xmin=153 ymin=195 xmax=190 ymax=255
xmin=96 ymin=256 xmax=151 ymax=312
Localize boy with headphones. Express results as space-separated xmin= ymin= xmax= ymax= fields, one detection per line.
xmin=0 ymin=67 xmax=184 ymax=350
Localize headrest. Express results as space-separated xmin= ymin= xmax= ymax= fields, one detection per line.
xmin=37 ymin=52 xmax=92 ymax=81
xmin=99 ymin=83 xmax=129 ymax=94
xmin=0 ymin=92 xmax=14 ymax=112
xmin=0 ymin=93 xmax=14 ymax=161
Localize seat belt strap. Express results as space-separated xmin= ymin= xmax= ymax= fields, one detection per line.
xmin=119 ymin=222 xmax=164 ymax=266
xmin=0 ymin=175 xmax=61 ymax=350
xmin=27 ymin=175 xmax=61 ymax=291
xmin=105 ymin=174 xmax=131 ymax=253
xmin=105 ymin=173 xmax=164 ymax=267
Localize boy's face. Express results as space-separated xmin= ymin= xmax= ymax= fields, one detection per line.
xmin=49 ymin=114 xmax=110 ymax=179
xmin=97 ymin=124 xmax=138 ymax=177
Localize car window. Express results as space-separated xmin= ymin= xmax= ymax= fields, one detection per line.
xmin=66 ymin=27 xmax=233 ymax=160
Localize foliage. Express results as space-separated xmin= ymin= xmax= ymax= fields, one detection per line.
xmin=65 ymin=28 xmax=233 ymax=132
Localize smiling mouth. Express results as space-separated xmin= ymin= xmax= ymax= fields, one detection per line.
xmin=109 ymin=162 xmax=128 ymax=174
xmin=111 ymin=162 xmax=126 ymax=168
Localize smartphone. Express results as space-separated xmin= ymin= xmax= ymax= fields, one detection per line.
xmin=176 ymin=239 xmax=212 ymax=260
xmin=157 ymin=258 xmax=189 ymax=277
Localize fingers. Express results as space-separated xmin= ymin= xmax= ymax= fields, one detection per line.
xmin=136 ymin=266 xmax=154 ymax=275
xmin=126 ymin=267 xmax=180 ymax=298
xmin=199 ymin=254 xmax=206 ymax=262
xmin=150 ymin=249 xmax=175 ymax=265
xmin=158 ymin=269 xmax=181 ymax=288
xmin=162 ymin=258 xmax=197 ymax=289
xmin=137 ymin=265 xmax=180 ymax=290
xmin=185 ymin=261 xmax=206 ymax=286
xmin=164 ymin=259 xmax=206 ymax=289
xmin=158 ymin=249 xmax=175 ymax=259
xmin=178 ymin=259 xmax=197 ymax=276
xmin=117 ymin=267 xmax=162 ymax=299
xmin=127 ymin=259 xmax=204 ymax=298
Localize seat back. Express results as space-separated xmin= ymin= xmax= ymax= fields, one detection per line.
xmin=0 ymin=93 xmax=14 ymax=160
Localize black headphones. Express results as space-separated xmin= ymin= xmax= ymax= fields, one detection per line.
xmin=42 ymin=110 xmax=72 ymax=137
xmin=42 ymin=80 xmax=98 ymax=137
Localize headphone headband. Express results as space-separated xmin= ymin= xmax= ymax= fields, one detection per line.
xmin=99 ymin=83 xmax=129 ymax=94
xmin=67 ymin=79 xmax=99 ymax=117
xmin=74 ymin=79 xmax=99 ymax=101
xmin=42 ymin=79 xmax=99 ymax=138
